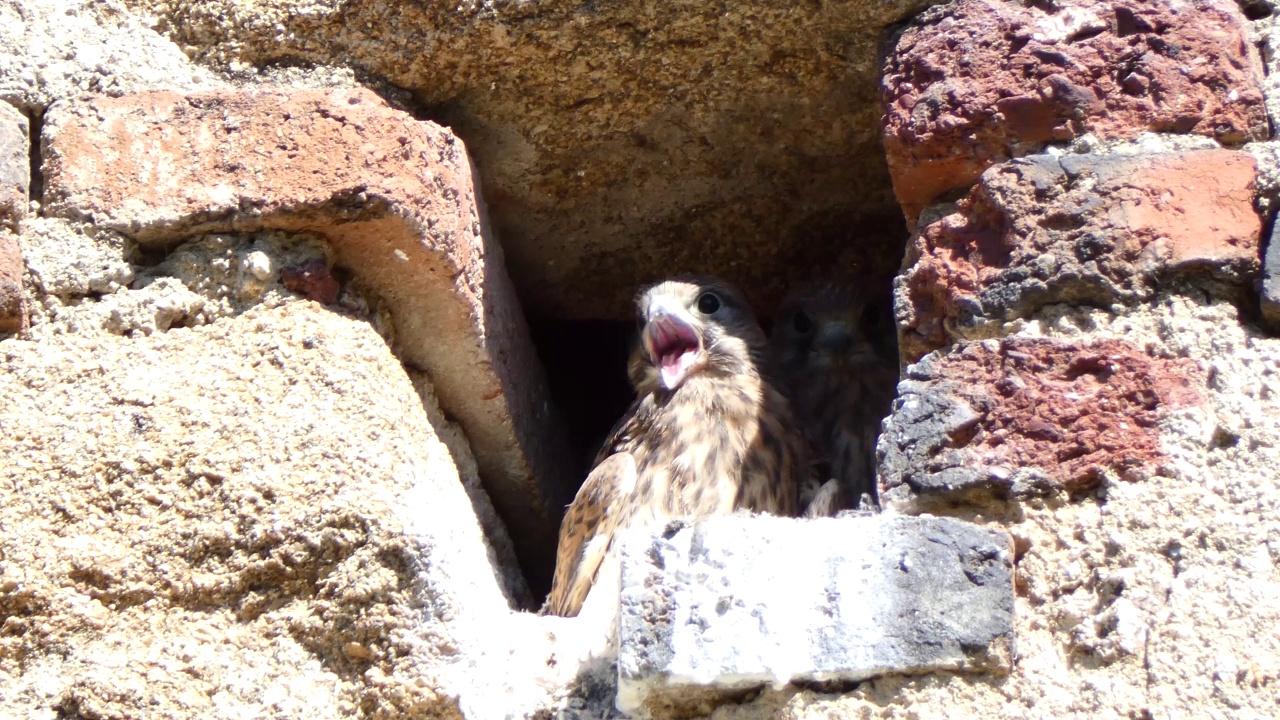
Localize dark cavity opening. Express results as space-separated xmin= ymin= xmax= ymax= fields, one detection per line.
xmin=26 ymin=108 xmax=43 ymax=205
xmin=523 ymin=217 xmax=908 ymax=604
xmin=529 ymin=318 xmax=638 ymax=478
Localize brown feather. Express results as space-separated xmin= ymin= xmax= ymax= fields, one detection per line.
xmin=544 ymin=276 xmax=807 ymax=617
xmin=769 ymin=281 xmax=899 ymax=515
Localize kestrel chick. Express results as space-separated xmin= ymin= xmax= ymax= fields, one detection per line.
xmin=544 ymin=276 xmax=807 ymax=617
xmin=770 ymin=282 xmax=899 ymax=515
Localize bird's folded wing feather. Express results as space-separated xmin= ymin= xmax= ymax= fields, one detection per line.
xmin=544 ymin=451 xmax=636 ymax=617
xmin=802 ymin=478 xmax=844 ymax=518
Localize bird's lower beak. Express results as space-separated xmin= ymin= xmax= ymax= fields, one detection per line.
xmin=643 ymin=303 xmax=704 ymax=390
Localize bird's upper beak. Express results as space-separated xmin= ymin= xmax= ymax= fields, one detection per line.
xmin=819 ymin=322 xmax=855 ymax=355
xmin=642 ymin=296 xmax=704 ymax=390
xmin=817 ymin=320 xmax=876 ymax=367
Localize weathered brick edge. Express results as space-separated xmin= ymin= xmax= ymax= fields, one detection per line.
xmin=894 ymin=149 xmax=1260 ymax=363
xmin=41 ymin=88 xmax=576 ymax=594
xmin=0 ymin=101 xmax=28 ymax=333
xmin=878 ymin=337 xmax=1204 ymax=513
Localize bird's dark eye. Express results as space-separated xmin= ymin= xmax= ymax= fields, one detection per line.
xmin=696 ymin=291 xmax=722 ymax=315
xmin=792 ymin=310 xmax=813 ymax=335
xmin=861 ymin=302 xmax=881 ymax=329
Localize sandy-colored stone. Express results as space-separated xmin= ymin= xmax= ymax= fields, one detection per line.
xmin=22 ymin=224 xmax=533 ymax=605
xmin=118 ymin=0 xmax=929 ymax=319
xmin=882 ymin=0 xmax=1268 ymax=225
xmin=4 ymin=227 xmax=641 ymax=718
xmin=42 ymin=87 xmax=575 ymax=594
xmin=0 ymin=294 xmax=512 ymax=718
xmin=0 ymin=0 xmax=223 ymax=111
xmin=896 ymin=149 xmax=1261 ymax=362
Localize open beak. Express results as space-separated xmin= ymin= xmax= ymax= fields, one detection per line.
xmin=642 ymin=297 xmax=704 ymax=390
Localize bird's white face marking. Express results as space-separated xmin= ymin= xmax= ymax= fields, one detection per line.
xmin=643 ymin=294 xmax=705 ymax=390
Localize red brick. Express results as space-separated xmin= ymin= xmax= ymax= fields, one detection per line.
xmin=882 ymin=0 xmax=1267 ymax=225
xmin=879 ymin=337 xmax=1204 ymax=512
xmin=897 ymin=150 xmax=1260 ymax=363
xmin=42 ymin=88 xmax=575 ymax=593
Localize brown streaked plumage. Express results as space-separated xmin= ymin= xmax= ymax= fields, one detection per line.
xmin=543 ymin=276 xmax=807 ymax=617
xmin=769 ymin=281 xmax=899 ymax=516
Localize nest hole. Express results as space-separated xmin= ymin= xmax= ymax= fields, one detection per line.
xmin=522 ymin=224 xmax=909 ymax=602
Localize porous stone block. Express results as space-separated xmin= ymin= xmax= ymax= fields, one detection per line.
xmin=41 ymin=87 xmax=574 ymax=593
xmin=616 ymin=514 xmax=1015 ymax=719
xmin=882 ymin=0 xmax=1268 ymax=224
xmin=896 ymin=150 xmax=1260 ymax=362
xmin=879 ymin=337 xmax=1204 ymax=513
xmin=0 ymin=100 xmax=28 ymax=333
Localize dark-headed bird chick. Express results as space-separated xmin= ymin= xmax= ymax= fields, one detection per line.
xmin=544 ymin=276 xmax=807 ymax=617
xmin=769 ymin=282 xmax=899 ymax=517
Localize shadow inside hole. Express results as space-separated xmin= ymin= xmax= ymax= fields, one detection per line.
xmin=528 ymin=317 xmax=637 ymax=497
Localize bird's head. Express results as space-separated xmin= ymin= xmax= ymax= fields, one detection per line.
xmin=770 ymin=282 xmax=897 ymax=375
xmin=629 ymin=276 xmax=765 ymax=393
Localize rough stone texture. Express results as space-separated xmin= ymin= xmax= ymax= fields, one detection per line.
xmin=20 ymin=218 xmax=136 ymax=301
xmin=0 ymin=100 xmax=26 ymax=332
xmin=1 ymin=2 xmax=1277 ymax=719
xmin=0 ymin=0 xmax=224 ymax=111
xmin=41 ymin=87 xmax=575 ymax=595
xmin=882 ymin=0 xmax=1268 ymax=224
xmin=708 ymin=295 xmax=1280 ymax=720
xmin=0 ymin=232 xmax=640 ymax=719
xmin=616 ymin=514 xmax=1015 ymax=719
xmin=0 ymin=295 xmax=512 ymax=718
xmin=879 ymin=337 xmax=1204 ymax=514
xmin=118 ymin=0 xmax=928 ymax=320
xmin=896 ymin=149 xmax=1261 ymax=362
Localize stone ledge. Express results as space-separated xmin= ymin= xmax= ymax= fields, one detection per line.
xmin=616 ymin=514 xmax=1015 ymax=719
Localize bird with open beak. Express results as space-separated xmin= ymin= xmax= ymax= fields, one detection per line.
xmin=770 ymin=281 xmax=900 ymax=516
xmin=543 ymin=276 xmax=807 ymax=618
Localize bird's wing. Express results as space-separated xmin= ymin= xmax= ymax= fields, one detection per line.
xmin=587 ymin=396 xmax=643 ymax=469
xmin=802 ymin=478 xmax=846 ymax=518
xmin=544 ymin=451 xmax=637 ymax=617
